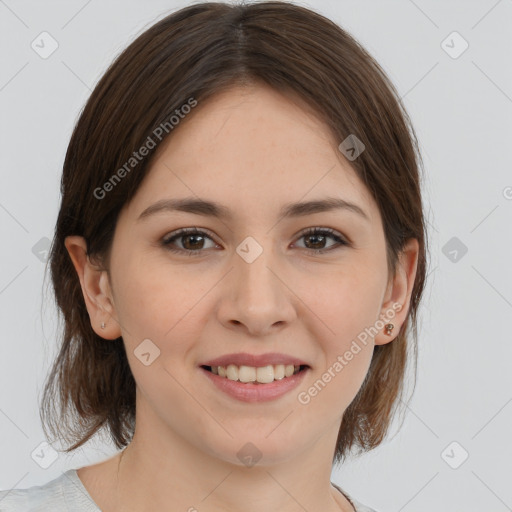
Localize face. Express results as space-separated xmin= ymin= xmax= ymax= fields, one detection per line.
xmin=70 ymin=82 xmax=415 ymax=466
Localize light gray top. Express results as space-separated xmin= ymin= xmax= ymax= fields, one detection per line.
xmin=0 ymin=469 xmax=379 ymax=511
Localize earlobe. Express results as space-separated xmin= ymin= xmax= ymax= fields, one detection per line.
xmin=374 ymin=238 xmax=419 ymax=346
xmin=64 ymin=236 xmax=122 ymax=340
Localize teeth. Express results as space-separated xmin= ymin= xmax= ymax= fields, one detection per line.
xmin=285 ymin=364 xmax=295 ymax=377
xmin=209 ymin=364 xmax=303 ymax=383
xmin=238 ymin=365 xmax=255 ymax=383
xmin=256 ymin=365 xmax=274 ymax=384
xmin=273 ymin=364 xmax=285 ymax=380
xmin=226 ymin=364 xmax=238 ymax=381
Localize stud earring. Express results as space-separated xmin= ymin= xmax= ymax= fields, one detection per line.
xmin=384 ymin=323 xmax=394 ymax=335
xmin=100 ymin=322 xmax=106 ymax=329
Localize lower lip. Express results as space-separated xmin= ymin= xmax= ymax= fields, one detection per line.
xmin=199 ymin=367 xmax=309 ymax=403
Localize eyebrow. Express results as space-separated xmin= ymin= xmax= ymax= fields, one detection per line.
xmin=137 ymin=196 xmax=370 ymax=222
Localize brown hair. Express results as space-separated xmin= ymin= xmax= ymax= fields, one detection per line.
xmin=41 ymin=0 xmax=429 ymax=465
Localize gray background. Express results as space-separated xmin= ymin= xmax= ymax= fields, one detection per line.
xmin=1 ymin=0 xmax=511 ymax=510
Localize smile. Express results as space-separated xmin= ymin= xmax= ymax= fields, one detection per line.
xmin=200 ymin=364 xmax=309 ymax=402
xmin=203 ymin=364 xmax=306 ymax=384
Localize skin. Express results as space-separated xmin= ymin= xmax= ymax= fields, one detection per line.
xmin=65 ymin=82 xmax=419 ymax=512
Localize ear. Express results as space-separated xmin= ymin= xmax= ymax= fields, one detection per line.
xmin=64 ymin=236 xmax=122 ymax=340
xmin=374 ymin=238 xmax=419 ymax=346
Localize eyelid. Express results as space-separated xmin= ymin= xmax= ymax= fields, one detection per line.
xmin=163 ymin=226 xmax=217 ymax=238
xmin=161 ymin=226 xmax=350 ymax=255
xmin=296 ymin=226 xmax=348 ymax=242
xmin=293 ymin=227 xmax=350 ymax=251
xmin=161 ymin=226 xmax=220 ymax=246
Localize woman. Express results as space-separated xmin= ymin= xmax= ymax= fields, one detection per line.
xmin=0 ymin=2 xmax=428 ymax=511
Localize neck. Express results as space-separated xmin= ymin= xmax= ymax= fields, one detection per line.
xmin=83 ymin=398 xmax=353 ymax=512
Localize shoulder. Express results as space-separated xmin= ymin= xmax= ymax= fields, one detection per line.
xmin=0 ymin=470 xmax=101 ymax=512
xmin=350 ymin=499 xmax=381 ymax=512
xmin=332 ymin=482 xmax=381 ymax=512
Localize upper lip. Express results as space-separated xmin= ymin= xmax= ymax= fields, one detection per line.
xmin=201 ymin=352 xmax=310 ymax=368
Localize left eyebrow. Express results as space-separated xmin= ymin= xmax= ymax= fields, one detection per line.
xmin=137 ymin=196 xmax=370 ymax=222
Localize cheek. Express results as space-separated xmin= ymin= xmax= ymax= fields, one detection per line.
xmin=110 ymin=256 xmax=219 ymax=399
xmin=303 ymin=260 xmax=386 ymax=342
xmin=295 ymin=262 xmax=384 ymax=412
xmin=298 ymin=327 xmax=374 ymax=425
xmin=111 ymin=251 xmax=209 ymax=342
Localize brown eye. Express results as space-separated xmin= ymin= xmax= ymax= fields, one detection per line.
xmin=161 ymin=227 xmax=349 ymax=256
xmin=294 ymin=228 xmax=348 ymax=254
xmin=162 ymin=228 xmax=217 ymax=256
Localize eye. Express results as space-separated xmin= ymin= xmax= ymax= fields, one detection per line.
xmin=160 ymin=227 xmax=349 ymax=256
xmin=292 ymin=227 xmax=349 ymax=254
xmin=161 ymin=227 xmax=218 ymax=256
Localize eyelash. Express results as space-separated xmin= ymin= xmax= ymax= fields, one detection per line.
xmin=161 ymin=227 xmax=349 ymax=256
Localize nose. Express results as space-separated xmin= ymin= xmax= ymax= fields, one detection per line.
xmin=216 ymin=243 xmax=297 ymax=337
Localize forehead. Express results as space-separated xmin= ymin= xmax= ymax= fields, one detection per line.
xmin=124 ymin=83 xmax=378 ymax=225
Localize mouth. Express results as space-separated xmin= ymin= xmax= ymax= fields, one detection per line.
xmin=200 ymin=364 xmax=309 ymax=384
xmin=199 ymin=363 xmax=310 ymax=402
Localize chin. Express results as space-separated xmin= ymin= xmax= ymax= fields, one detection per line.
xmin=204 ymin=429 xmax=306 ymax=468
